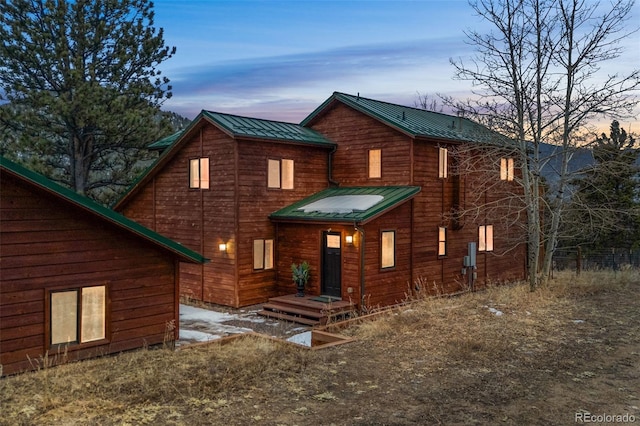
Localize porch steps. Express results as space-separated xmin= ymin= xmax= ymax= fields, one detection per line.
xmin=258 ymin=294 xmax=354 ymax=326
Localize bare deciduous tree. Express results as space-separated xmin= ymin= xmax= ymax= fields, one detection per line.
xmin=447 ymin=0 xmax=640 ymax=289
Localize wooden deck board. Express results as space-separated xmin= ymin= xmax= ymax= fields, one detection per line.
xmin=258 ymin=294 xmax=355 ymax=325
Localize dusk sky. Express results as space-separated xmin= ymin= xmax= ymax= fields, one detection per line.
xmin=153 ymin=0 xmax=640 ymax=129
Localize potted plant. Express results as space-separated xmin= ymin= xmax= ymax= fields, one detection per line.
xmin=291 ymin=261 xmax=310 ymax=297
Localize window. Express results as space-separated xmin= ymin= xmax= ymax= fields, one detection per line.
xmin=50 ymin=286 xmax=106 ymax=346
xmin=268 ymin=159 xmax=294 ymax=189
xmin=500 ymin=158 xmax=514 ymax=181
xmin=189 ymin=158 xmax=210 ymax=189
xmin=438 ymin=226 xmax=447 ymax=256
xmin=438 ymin=147 xmax=448 ymax=178
xmin=479 ymin=225 xmax=494 ymax=252
xmin=253 ymin=239 xmax=274 ymax=270
xmin=381 ymin=230 xmax=395 ymax=269
xmin=369 ymin=149 xmax=381 ymax=178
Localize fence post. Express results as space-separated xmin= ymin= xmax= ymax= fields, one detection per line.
xmin=576 ymin=246 xmax=581 ymax=276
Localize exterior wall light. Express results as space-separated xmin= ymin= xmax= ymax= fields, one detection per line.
xmin=219 ymin=243 xmax=227 ymax=252
xmin=345 ymin=234 xmax=354 ymax=245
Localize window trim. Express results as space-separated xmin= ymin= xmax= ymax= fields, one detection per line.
xmin=438 ymin=226 xmax=447 ymax=257
xmin=46 ymin=284 xmax=109 ymax=350
xmin=267 ymin=158 xmax=294 ymax=190
xmin=189 ymin=157 xmax=210 ymax=189
xmin=253 ymin=238 xmax=274 ymax=271
xmin=478 ymin=225 xmax=494 ymax=252
xmin=438 ymin=147 xmax=448 ymax=179
xmin=368 ymin=149 xmax=382 ymax=179
xmin=380 ymin=230 xmax=396 ymax=269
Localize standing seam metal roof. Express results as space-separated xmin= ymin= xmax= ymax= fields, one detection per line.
xmin=302 ymin=92 xmax=511 ymax=145
xmin=202 ymin=110 xmax=335 ymax=146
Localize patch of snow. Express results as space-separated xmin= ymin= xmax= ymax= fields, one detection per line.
xmin=572 ymin=319 xmax=585 ymax=324
xmin=179 ymin=329 xmax=221 ymax=342
xmin=287 ymin=331 xmax=312 ymax=347
xmin=180 ymin=304 xmax=236 ymax=323
xmin=298 ymin=195 xmax=384 ymax=214
xmin=488 ymin=307 xmax=503 ymax=316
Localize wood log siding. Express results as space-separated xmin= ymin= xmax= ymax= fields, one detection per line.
xmin=308 ymin=102 xmax=526 ymax=295
xmin=118 ymin=123 xmax=333 ymax=307
xmin=0 ymin=174 xmax=181 ymax=376
xmin=309 ymin=103 xmax=413 ymax=186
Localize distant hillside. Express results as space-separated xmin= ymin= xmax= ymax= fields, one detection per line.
xmin=161 ymin=110 xmax=191 ymax=132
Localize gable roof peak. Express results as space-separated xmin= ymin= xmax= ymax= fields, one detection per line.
xmin=304 ymin=91 xmax=511 ymax=145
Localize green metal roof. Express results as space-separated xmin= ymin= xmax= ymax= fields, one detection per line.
xmin=0 ymin=156 xmax=208 ymax=264
xmin=202 ymin=110 xmax=335 ymax=146
xmin=148 ymin=111 xmax=335 ymax=151
xmin=302 ymin=92 xmax=511 ymax=145
xmin=148 ymin=130 xmax=183 ymax=150
xmin=270 ymin=186 xmax=421 ymax=224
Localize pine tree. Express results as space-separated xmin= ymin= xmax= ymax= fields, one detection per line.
xmin=571 ymin=121 xmax=640 ymax=250
xmin=0 ymin=0 xmax=176 ymax=204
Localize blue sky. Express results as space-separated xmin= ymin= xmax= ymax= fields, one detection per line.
xmin=153 ymin=0 xmax=640 ymax=128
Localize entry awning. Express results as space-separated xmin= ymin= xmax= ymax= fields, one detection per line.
xmin=270 ymin=186 xmax=421 ymax=225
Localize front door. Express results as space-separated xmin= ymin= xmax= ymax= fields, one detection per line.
xmin=321 ymin=231 xmax=342 ymax=298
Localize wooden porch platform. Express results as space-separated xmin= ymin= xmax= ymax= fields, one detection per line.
xmin=258 ymin=294 xmax=355 ymax=326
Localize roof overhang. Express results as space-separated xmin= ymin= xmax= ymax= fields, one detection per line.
xmin=270 ymin=186 xmax=421 ymax=225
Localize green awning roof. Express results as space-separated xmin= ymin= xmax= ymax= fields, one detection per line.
xmin=270 ymin=186 xmax=421 ymax=224
xmin=302 ymin=92 xmax=512 ymax=145
xmin=1 ymin=156 xmax=208 ymax=264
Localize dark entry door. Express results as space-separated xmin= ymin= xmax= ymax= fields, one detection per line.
xmin=321 ymin=231 xmax=342 ymax=298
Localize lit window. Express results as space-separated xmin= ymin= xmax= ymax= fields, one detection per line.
xmin=253 ymin=239 xmax=274 ymax=270
xmin=189 ymin=158 xmax=210 ymax=189
xmin=50 ymin=286 xmax=106 ymax=346
xmin=500 ymin=158 xmax=514 ymax=181
xmin=369 ymin=149 xmax=381 ymax=178
xmin=438 ymin=227 xmax=447 ymax=256
xmin=438 ymin=147 xmax=448 ymax=178
xmin=268 ymin=159 xmax=294 ymax=189
xmin=479 ymin=225 xmax=494 ymax=252
xmin=381 ymin=230 xmax=395 ymax=269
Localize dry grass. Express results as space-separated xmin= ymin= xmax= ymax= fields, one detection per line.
xmin=2 ymin=270 xmax=639 ymax=425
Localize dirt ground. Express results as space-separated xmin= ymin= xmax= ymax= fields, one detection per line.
xmin=1 ymin=271 xmax=639 ymax=425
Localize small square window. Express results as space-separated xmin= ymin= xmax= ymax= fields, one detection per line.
xmin=369 ymin=149 xmax=381 ymax=178
xmin=438 ymin=147 xmax=448 ymax=178
xmin=50 ymin=285 xmax=106 ymax=346
xmin=479 ymin=225 xmax=494 ymax=252
xmin=381 ymin=230 xmax=395 ymax=269
xmin=268 ymin=159 xmax=294 ymax=189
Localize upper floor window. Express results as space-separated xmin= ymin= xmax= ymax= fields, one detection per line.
xmin=189 ymin=158 xmax=210 ymax=189
xmin=478 ymin=225 xmax=494 ymax=252
xmin=381 ymin=230 xmax=396 ymax=269
xmin=253 ymin=238 xmax=274 ymax=270
xmin=369 ymin=149 xmax=381 ymax=178
xmin=500 ymin=158 xmax=514 ymax=181
xmin=438 ymin=226 xmax=447 ymax=257
xmin=50 ymin=285 xmax=106 ymax=346
xmin=268 ymin=159 xmax=294 ymax=189
xmin=438 ymin=147 xmax=448 ymax=178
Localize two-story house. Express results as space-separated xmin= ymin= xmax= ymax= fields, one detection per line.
xmin=114 ymin=111 xmax=336 ymax=307
xmin=116 ymin=92 xmax=527 ymax=320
